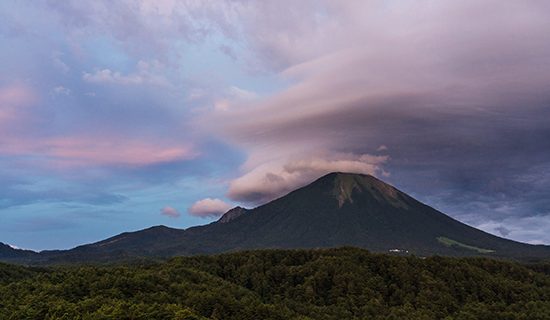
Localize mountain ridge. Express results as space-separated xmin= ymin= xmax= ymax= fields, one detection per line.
xmin=2 ymin=172 xmax=550 ymax=264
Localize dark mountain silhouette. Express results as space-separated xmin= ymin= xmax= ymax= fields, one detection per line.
xmin=2 ymin=172 xmax=550 ymax=264
xmin=0 ymin=243 xmax=38 ymax=263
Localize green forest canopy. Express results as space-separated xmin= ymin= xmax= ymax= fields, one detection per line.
xmin=1 ymin=247 xmax=549 ymax=320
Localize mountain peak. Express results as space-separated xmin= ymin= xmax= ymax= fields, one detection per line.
xmin=314 ymin=172 xmax=408 ymax=209
xmin=331 ymin=172 xmax=376 ymax=207
xmin=218 ymin=206 xmax=248 ymax=224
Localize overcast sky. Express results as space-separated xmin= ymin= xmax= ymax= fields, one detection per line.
xmin=1 ymin=1 xmax=550 ymax=250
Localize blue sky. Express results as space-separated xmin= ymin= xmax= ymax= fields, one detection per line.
xmin=1 ymin=1 xmax=550 ymax=250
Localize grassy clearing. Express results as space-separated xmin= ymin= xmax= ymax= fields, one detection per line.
xmin=437 ymin=236 xmax=495 ymax=253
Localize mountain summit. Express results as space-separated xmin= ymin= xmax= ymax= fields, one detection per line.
xmin=3 ymin=172 xmax=550 ymax=264
xmin=324 ymin=172 xmax=411 ymax=208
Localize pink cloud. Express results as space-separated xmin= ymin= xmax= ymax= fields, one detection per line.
xmin=161 ymin=206 xmax=181 ymax=218
xmin=0 ymin=84 xmax=37 ymax=126
xmin=0 ymin=134 xmax=196 ymax=168
xmin=0 ymin=83 xmax=195 ymax=170
xmin=46 ymin=136 xmax=195 ymax=167
xmin=188 ymin=198 xmax=232 ymax=218
xmin=0 ymin=84 xmax=36 ymax=106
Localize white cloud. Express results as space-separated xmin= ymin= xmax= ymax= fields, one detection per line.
xmin=52 ymin=52 xmax=70 ymax=74
xmin=188 ymin=198 xmax=232 ymax=218
xmin=213 ymin=86 xmax=258 ymax=111
xmin=53 ymin=86 xmax=71 ymax=95
xmin=228 ymin=153 xmax=389 ymax=204
xmin=83 ymin=60 xmax=169 ymax=86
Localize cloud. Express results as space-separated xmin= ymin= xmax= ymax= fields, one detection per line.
xmin=495 ymin=226 xmax=511 ymax=237
xmin=0 ymin=84 xmax=37 ymax=126
xmin=53 ymin=86 xmax=71 ymax=95
xmin=2 ymin=0 xmax=550 ymax=246
xmin=228 ymin=153 xmax=388 ymax=204
xmin=0 ymin=83 xmax=36 ymax=106
xmin=0 ymin=184 xmax=127 ymax=209
xmin=189 ymin=1 xmax=550 ymax=243
xmin=52 ymin=51 xmax=70 ymax=74
xmin=0 ymin=83 xmax=197 ymax=169
xmin=83 ymin=60 xmax=169 ymax=86
xmin=161 ymin=206 xmax=180 ymax=218
xmin=0 ymin=134 xmax=196 ymax=168
xmin=188 ymin=198 xmax=232 ymax=218
xmin=9 ymin=216 xmax=78 ymax=232
xmin=219 ymin=44 xmax=237 ymax=60
xmin=472 ymin=214 xmax=550 ymax=245
xmin=44 ymin=1 xmax=248 ymax=63
xmin=44 ymin=136 xmax=196 ymax=167
xmin=212 ymin=86 xmax=259 ymax=111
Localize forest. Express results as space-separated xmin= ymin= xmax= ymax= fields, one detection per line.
xmin=1 ymin=247 xmax=549 ymax=319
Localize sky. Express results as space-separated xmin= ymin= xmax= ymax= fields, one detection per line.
xmin=1 ymin=1 xmax=550 ymax=250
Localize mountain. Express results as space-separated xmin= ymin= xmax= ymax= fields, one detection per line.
xmin=217 ymin=206 xmax=248 ymax=223
xmin=166 ymin=172 xmax=550 ymax=258
xmin=0 ymin=243 xmax=38 ymax=263
xmin=3 ymin=172 xmax=550 ymax=264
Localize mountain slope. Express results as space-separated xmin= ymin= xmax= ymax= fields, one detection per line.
xmin=0 ymin=243 xmax=38 ymax=263
xmin=4 ymin=172 xmax=550 ymax=264
xmin=166 ymin=172 xmax=550 ymax=258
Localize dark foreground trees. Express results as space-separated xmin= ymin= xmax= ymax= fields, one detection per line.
xmin=1 ymin=248 xmax=549 ymax=319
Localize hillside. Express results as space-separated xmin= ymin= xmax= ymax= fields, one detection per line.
xmin=0 ymin=248 xmax=549 ymax=319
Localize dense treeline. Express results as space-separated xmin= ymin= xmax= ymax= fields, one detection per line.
xmin=0 ymin=248 xmax=549 ymax=319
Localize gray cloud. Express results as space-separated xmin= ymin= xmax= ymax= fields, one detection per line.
xmin=496 ymin=226 xmax=511 ymax=237
xmin=0 ymin=184 xmax=128 ymax=210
